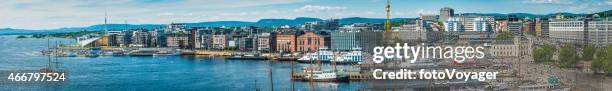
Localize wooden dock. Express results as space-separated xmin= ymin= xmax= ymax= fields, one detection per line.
xmin=193 ymin=51 xmax=232 ymax=56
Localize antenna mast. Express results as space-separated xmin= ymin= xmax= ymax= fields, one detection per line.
xmin=104 ymin=12 xmax=108 ymax=35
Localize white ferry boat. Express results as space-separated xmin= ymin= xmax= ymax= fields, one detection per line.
xmin=152 ymin=50 xmax=180 ymax=56
xmin=297 ymin=48 xmax=363 ymax=64
xmin=332 ymin=50 xmax=363 ymax=64
xmin=297 ymin=48 xmax=334 ymax=62
xmin=300 ymin=67 xmax=348 ymax=82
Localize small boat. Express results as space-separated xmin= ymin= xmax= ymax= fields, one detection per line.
xmin=226 ymin=54 xmax=267 ymax=60
xmin=331 ymin=50 xmax=363 ymax=64
xmin=153 ymin=51 xmax=180 ymax=56
xmin=127 ymin=50 xmax=157 ymax=56
xmin=40 ymin=50 xmax=53 ymax=56
xmin=112 ymin=51 xmax=128 ymax=56
xmin=61 ymin=52 xmax=78 ymax=57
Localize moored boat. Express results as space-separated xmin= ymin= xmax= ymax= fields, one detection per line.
xmin=297 ymin=48 xmax=363 ymax=64
xmin=127 ymin=50 xmax=157 ymax=56
xmin=152 ymin=50 xmax=180 ymax=56
xmin=297 ymin=48 xmax=334 ymax=63
xmin=294 ymin=67 xmax=349 ymax=82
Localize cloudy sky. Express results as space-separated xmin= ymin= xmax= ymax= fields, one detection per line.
xmin=1 ymin=0 xmax=610 ymax=30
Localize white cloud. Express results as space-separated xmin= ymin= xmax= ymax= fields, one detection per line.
xmin=522 ymin=0 xmax=572 ymax=4
xmin=366 ymin=11 xmax=375 ymax=15
xmin=569 ymin=5 xmax=587 ymax=12
xmin=416 ymin=9 xmax=437 ymax=15
xmin=157 ymin=12 xmax=175 ymax=16
xmin=293 ymin=5 xmax=347 ymax=12
xmin=565 ymin=0 xmax=610 ymax=13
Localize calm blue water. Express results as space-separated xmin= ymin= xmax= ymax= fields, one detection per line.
xmin=0 ymin=36 xmax=363 ymax=91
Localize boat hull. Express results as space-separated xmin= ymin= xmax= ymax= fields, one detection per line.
xmin=294 ymin=75 xmax=349 ymax=82
xmin=296 ymin=60 xmax=360 ymax=65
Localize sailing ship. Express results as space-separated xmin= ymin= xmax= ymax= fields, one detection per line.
xmin=293 ymin=47 xmax=350 ymax=82
xmin=40 ymin=39 xmax=66 ymax=77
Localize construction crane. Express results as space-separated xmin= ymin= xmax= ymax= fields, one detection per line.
xmin=385 ymin=0 xmax=391 ymax=32
xmin=383 ymin=0 xmax=397 ymax=45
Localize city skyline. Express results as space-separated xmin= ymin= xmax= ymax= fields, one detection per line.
xmin=1 ymin=0 xmax=610 ymax=29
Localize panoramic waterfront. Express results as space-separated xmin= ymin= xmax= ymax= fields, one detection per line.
xmin=0 ymin=36 xmax=363 ymax=91
xmin=2 ymin=0 xmax=611 ymax=90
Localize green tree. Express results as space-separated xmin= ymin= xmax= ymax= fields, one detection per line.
xmin=591 ymin=47 xmax=608 ymax=73
xmin=559 ymin=44 xmax=579 ymax=68
xmin=533 ymin=48 xmax=547 ymax=63
xmin=604 ymin=46 xmax=612 ymax=74
xmin=495 ymin=32 xmax=513 ymax=40
xmin=582 ymin=45 xmax=596 ymax=61
xmin=390 ymin=19 xmax=408 ymax=27
xmin=533 ymin=44 xmax=555 ymax=63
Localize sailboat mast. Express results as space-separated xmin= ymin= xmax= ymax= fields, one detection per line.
xmin=268 ymin=61 xmax=274 ymax=91
xmin=53 ymin=41 xmax=58 ymax=70
xmin=308 ymin=38 xmax=314 ymax=91
xmin=47 ymin=38 xmax=51 ymax=69
xmin=333 ymin=48 xmax=337 ymax=72
xmin=317 ymin=42 xmax=321 ymax=68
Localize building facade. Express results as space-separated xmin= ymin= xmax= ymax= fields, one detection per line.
xmin=212 ymin=35 xmax=229 ymax=50
xmin=522 ymin=20 xmax=535 ymax=34
xmin=200 ymin=34 xmax=213 ymax=50
xmin=275 ymin=34 xmax=296 ymax=53
xmin=439 ymin=7 xmax=454 ymax=22
xmin=166 ymin=33 xmax=189 ymax=49
xmin=535 ymin=19 xmax=549 ymax=38
xmin=490 ymin=40 xmax=519 ymax=58
xmin=257 ymin=33 xmax=276 ymax=52
xmin=587 ymin=19 xmax=612 ymax=47
xmin=473 ymin=17 xmax=492 ymax=31
xmin=358 ymin=31 xmax=384 ymax=53
xmin=131 ymin=30 xmax=150 ymax=47
xmin=296 ymin=32 xmax=326 ymax=52
xmin=189 ymin=29 xmax=201 ymax=49
xmin=445 ymin=16 xmax=494 ymax=32
xmin=507 ymin=22 xmax=523 ymax=34
xmin=331 ymin=31 xmax=360 ymax=51
xmin=549 ymin=20 xmax=587 ymax=44
xmin=238 ymin=37 xmax=256 ymax=51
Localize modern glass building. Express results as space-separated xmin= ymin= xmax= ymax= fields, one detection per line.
xmin=331 ymin=31 xmax=360 ymax=51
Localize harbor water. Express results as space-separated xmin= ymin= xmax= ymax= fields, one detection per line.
xmin=0 ymin=36 xmax=363 ymax=91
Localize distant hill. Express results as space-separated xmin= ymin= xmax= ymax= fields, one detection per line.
xmin=0 ymin=28 xmax=86 ymax=35
xmin=460 ymin=12 xmax=589 ymax=18
xmin=339 ymin=17 xmax=412 ymax=24
xmin=250 ymin=17 xmax=322 ymax=27
xmin=1 ymin=10 xmax=608 ymax=35
xmin=0 ymin=17 xmax=416 ymax=35
xmin=589 ymin=10 xmax=612 ymax=17
xmin=182 ymin=21 xmax=254 ymax=27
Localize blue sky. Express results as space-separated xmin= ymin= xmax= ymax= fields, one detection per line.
xmin=1 ymin=0 xmax=610 ymax=29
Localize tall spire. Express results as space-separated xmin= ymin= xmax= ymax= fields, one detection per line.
xmin=104 ymin=12 xmax=108 ymax=35
xmin=124 ymin=20 xmax=128 ymax=30
xmin=385 ymin=0 xmax=391 ymax=32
